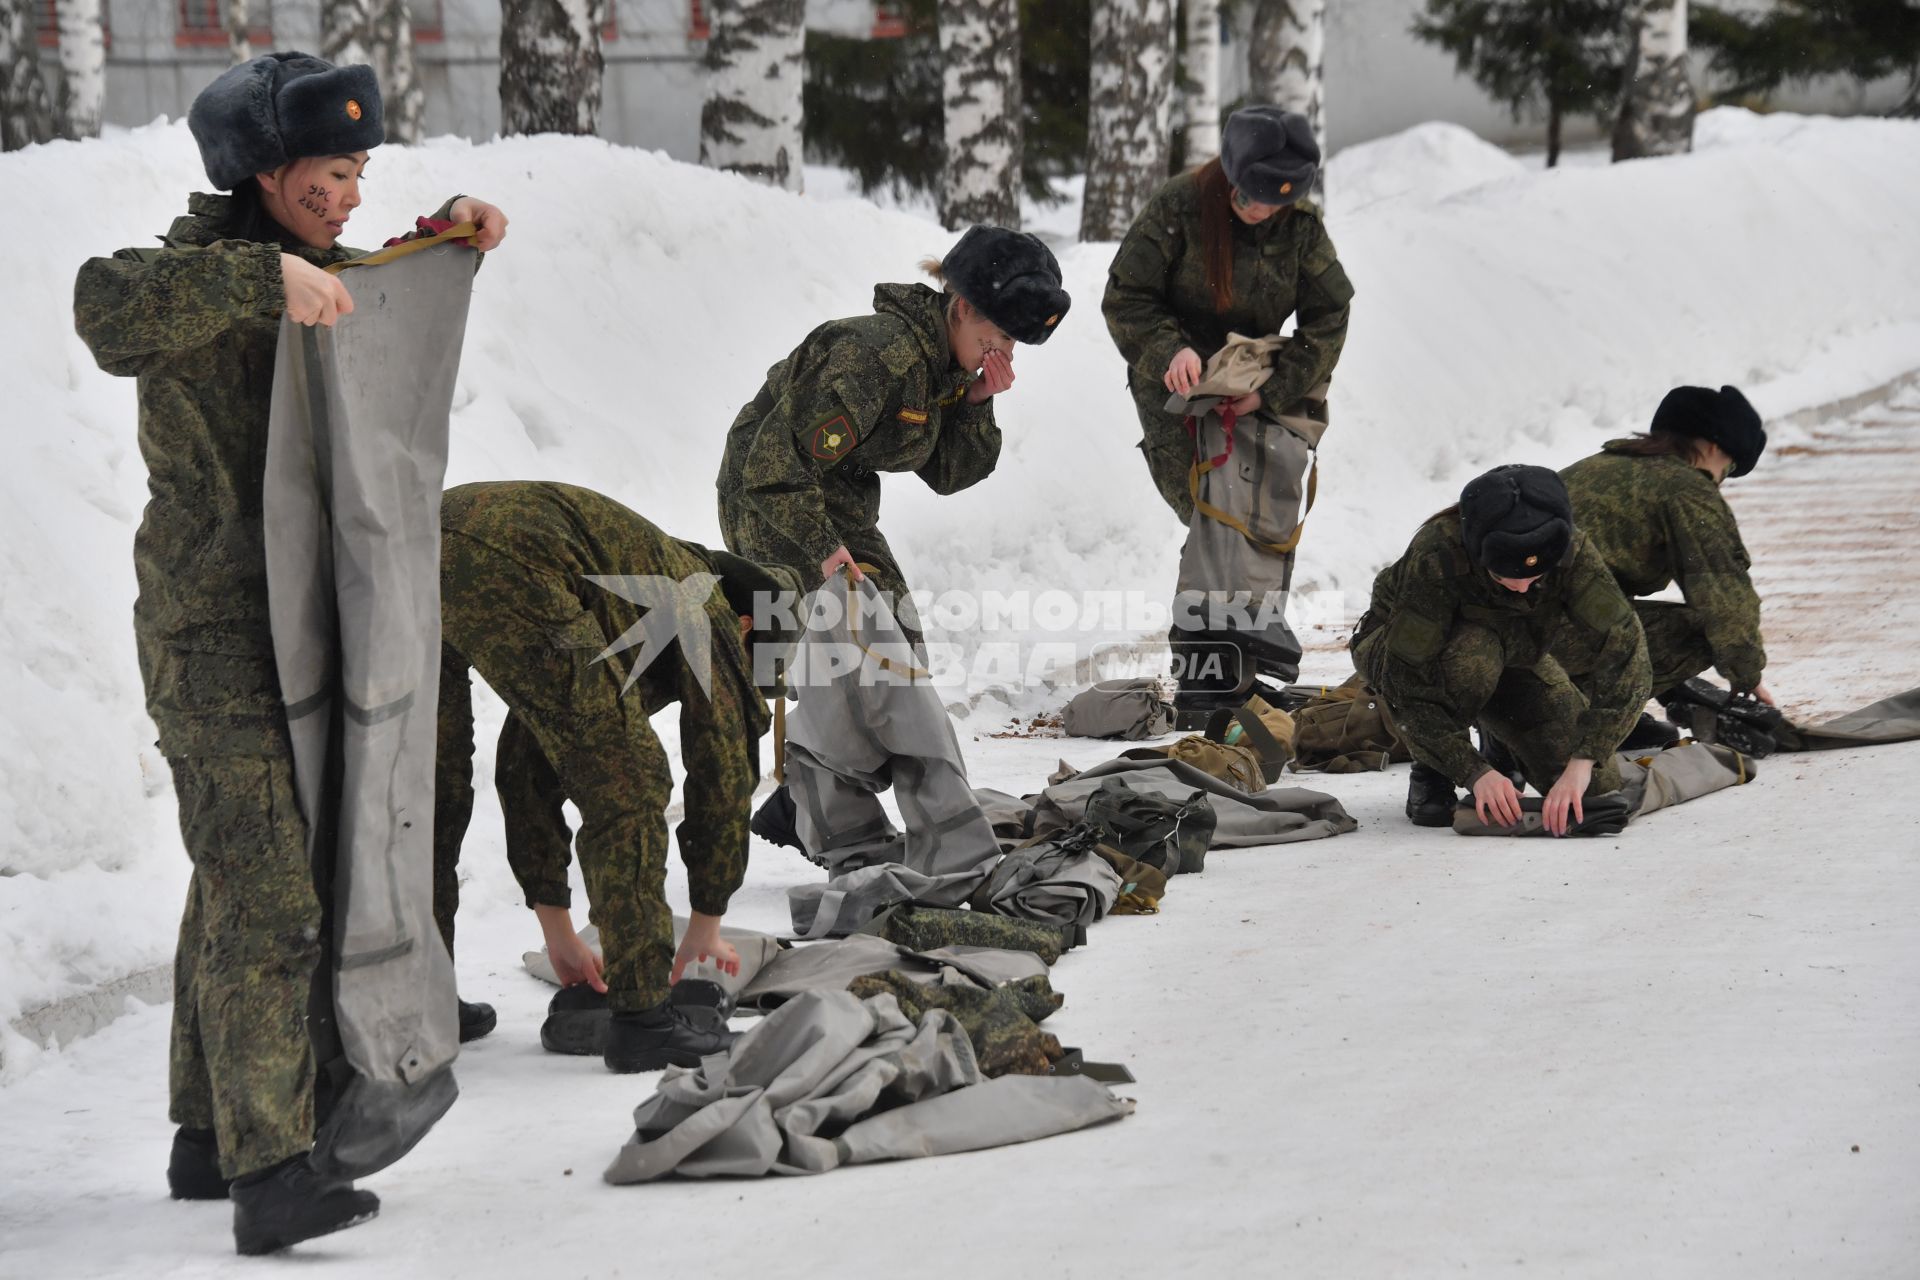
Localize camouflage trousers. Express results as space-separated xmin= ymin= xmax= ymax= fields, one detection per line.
xmin=435 ymin=531 xmax=677 ymax=1012
xmin=1562 ymin=599 xmax=1719 ymax=702
xmin=1130 ymin=378 xmax=1197 ymax=524
xmin=167 ymin=752 xmax=320 ymax=1179
xmin=717 ymin=490 xmax=923 ymax=644
xmin=1357 ymin=623 xmax=1626 ymax=795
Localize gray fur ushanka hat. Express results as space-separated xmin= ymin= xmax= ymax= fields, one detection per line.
xmin=941 ymin=225 xmax=1072 ymax=346
xmin=1220 ymin=106 xmax=1319 ymax=206
xmin=188 ymin=51 xmax=384 ymax=190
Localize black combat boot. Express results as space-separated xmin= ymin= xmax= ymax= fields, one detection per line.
xmin=1620 ymin=712 xmax=1682 ymax=751
xmin=1405 ymin=763 xmax=1459 ymax=828
xmin=540 ymin=984 xmax=611 ymax=1056
xmin=750 ymin=785 xmax=804 ymax=852
xmin=603 ymin=1001 xmax=738 ymax=1074
xmin=457 ymin=998 xmax=497 ymax=1044
xmin=229 ymin=1154 xmax=379 ymax=1256
xmin=168 ymin=1126 xmax=231 ymax=1201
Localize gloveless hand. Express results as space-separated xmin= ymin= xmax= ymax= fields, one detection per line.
xmin=1542 ymin=758 xmax=1595 ymax=837
xmin=281 ymin=254 xmax=354 ymax=327
xmin=448 ymin=196 xmax=510 ymax=251
xmin=1163 ymin=347 xmax=1202 ymax=396
xmin=1472 ymin=769 xmax=1523 ymax=828
xmin=967 ymin=348 xmax=1014 ymax=403
xmin=671 ymin=912 xmax=741 ymax=985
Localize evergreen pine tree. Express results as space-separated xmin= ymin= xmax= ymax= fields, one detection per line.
xmin=1411 ymin=0 xmax=1628 ymax=166
xmin=1693 ymin=0 xmax=1920 ymax=117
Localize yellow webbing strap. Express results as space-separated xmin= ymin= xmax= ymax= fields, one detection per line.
xmin=1187 ymin=452 xmax=1319 ymax=554
xmin=325 ymin=221 xmax=479 ymax=275
xmin=840 ymin=563 xmax=932 ymax=681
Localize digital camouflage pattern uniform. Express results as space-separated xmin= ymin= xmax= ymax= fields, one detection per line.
xmin=846 ymin=971 xmax=1065 ymax=1077
xmin=1351 ymin=519 xmax=1653 ymax=795
xmin=715 ymin=282 xmax=1000 ymax=634
xmin=433 ymin=482 xmax=771 ymax=1013
xmin=73 ymin=191 xmax=460 ymax=1180
xmin=1559 ymin=444 xmax=1766 ymax=695
xmin=1102 ymin=171 xmax=1354 ymax=521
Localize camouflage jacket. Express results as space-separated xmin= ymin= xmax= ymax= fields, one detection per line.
xmin=715 ymin=282 xmax=999 ymax=569
xmin=1561 ymin=444 xmax=1766 ymax=690
xmin=73 ymin=192 xmax=459 ymax=755
xmin=441 ymin=481 xmax=771 ymax=917
xmin=1356 ymin=519 xmax=1652 ymax=784
xmin=1102 ymin=170 xmax=1353 ymax=418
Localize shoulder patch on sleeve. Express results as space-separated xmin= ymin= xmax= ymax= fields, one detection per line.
xmin=1570 ymin=578 xmax=1632 ymax=634
xmin=809 ymin=414 xmax=858 ymax=462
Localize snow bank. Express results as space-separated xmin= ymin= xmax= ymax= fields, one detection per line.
xmin=3 ymin=109 xmax=1918 ymax=1054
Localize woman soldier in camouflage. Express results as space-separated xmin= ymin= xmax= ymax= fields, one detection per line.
xmin=73 ymin=52 xmax=506 ymax=1255
xmin=1102 ymin=106 xmax=1353 ymax=523
xmin=714 ymin=225 xmax=1070 ymax=632
xmin=1558 ymin=385 xmax=1774 ymax=744
xmin=1351 ymin=465 xmax=1652 ymax=836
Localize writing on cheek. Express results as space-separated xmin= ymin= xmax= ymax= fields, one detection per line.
xmin=299 ymin=185 xmax=332 ymax=218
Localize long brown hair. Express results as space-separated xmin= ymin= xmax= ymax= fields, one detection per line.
xmin=1608 ymin=431 xmax=1697 ymax=461
xmin=1195 ymin=157 xmax=1235 ymax=314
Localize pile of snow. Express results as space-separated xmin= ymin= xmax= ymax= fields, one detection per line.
xmin=1323 ymin=120 xmax=1527 ymax=215
xmin=3 ymin=109 xmax=1918 ymax=1069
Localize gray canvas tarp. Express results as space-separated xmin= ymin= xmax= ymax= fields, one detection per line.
xmin=1450 ymin=742 xmax=1759 ymax=837
xmin=603 ymin=989 xmax=1131 ymax=1182
xmin=263 ymin=230 xmax=476 ymax=1178
xmin=784 ymin=574 xmax=1003 ymax=937
xmin=736 ymin=934 xmax=1050 ymax=1010
xmin=1023 ymin=757 xmax=1359 ymax=849
xmin=1060 ymin=679 xmax=1176 ymax=739
xmin=1774 ymin=688 xmax=1920 ymax=752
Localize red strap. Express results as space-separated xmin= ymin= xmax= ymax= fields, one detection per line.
xmin=383 ymin=216 xmax=463 ymax=249
xmin=1184 ymin=405 xmax=1237 ymax=470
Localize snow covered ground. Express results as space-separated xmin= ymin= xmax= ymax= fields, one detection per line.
xmin=2 ymin=110 xmax=1918 ymax=1275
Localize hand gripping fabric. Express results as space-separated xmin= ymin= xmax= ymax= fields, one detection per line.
xmin=263 ymin=223 xmax=477 ymax=1178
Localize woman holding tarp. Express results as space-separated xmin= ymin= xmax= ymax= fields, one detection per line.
xmin=1349 ymin=465 xmax=1652 ymax=837
xmin=1102 ymin=107 xmax=1355 ymax=712
xmin=714 ymin=227 xmax=1068 ymax=849
xmin=73 ymin=51 xmax=506 ymax=1256
xmin=1557 ymin=384 xmax=1776 ymax=750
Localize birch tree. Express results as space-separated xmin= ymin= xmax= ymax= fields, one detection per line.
xmin=323 ymin=0 xmax=425 ymax=144
xmin=1612 ymin=0 xmax=1693 ymax=159
xmin=700 ymin=0 xmax=805 ymax=192
xmin=938 ymin=0 xmax=1021 ymax=229
xmin=499 ymin=0 xmax=607 ymax=136
xmin=0 ymin=0 xmax=54 ymax=150
xmin=226 ymin=0 xmax=252 ymax=65
xmin=1079 ymin=0 xmax=1174 ymax=242
xmin=1181 ymin=0 xmax=1220 ymax=162
xmin=1249 ymin=0 xmax=1325 ymax=162
xmin=53 ymin=0 xmax=104 ymax=139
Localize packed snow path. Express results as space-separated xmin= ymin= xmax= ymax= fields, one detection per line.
xmin=1 ymin=386 xmax=1916 ymax=1278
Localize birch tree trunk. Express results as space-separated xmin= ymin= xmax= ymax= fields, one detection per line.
xmin=1612 ymin=0 xmax=1694 ymax=160
xmin=499 ymin=0 xmax=606 ymax=136
xmin=0 ymin=0 xmax=54 ymax=150
xmin=700 ymin=0 xmax=805 ymax=192
xmin=1181 ymin=0 xmax=1219 ymax=163
xmin=324 ymin=0 xmax=425 ymax=144
xmin=1249 ymin=0 xmax=1324 ymax=167
xmin=54 ymin=0 xmax=104 ymax=139
xmin=226 ymin=0 xmax=251 ymax=65
xmin=938 ymin=0 xmax=1021 ymax=229
xmin=1079 ymin=0 xmax=1174 ymax=242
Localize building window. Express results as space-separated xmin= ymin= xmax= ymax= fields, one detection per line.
xmin=176 ymin=0 xmax=271 ymax=48
xmin=411 ymin=0 xmax=444 ymax=44
xmin=37 ymin=0 xmax=112 ymax=49
xmin=688 ymin=0 xmax=709 ymax=39
xmin=871 ymin=3 xmax=908 ymax=38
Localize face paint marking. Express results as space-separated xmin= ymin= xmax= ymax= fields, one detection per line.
xmin=299 ymin=185 xmax=333 ymax=218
